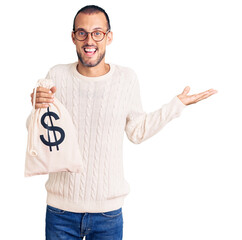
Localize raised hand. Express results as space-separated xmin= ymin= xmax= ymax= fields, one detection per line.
xmin=177 ymin=86 xmax=217 ymax=106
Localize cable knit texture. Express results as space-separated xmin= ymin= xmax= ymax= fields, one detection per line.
xmin=26 ymin=62 xmax=186 ymax=213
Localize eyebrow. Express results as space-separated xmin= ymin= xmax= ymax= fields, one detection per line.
xmin=75 ymin=27 xmax=104 ymax=31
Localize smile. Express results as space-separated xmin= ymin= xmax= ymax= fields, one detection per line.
xmin=84 ymin=48 xmax=97 ymax=56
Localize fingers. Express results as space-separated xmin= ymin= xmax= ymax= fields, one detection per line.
xmin=34 ymin=103 xmax=50 ymax=109
xmin=35 ymin=97 xmax=54 ymax=104
xmin=194 ymin=89 xmax=217 ymax=100
xmin=181 ymin=86 xmax=190 ymax=95
xmin=191 ymin=89 xmax=217 ymax=103
xmin=50 ymin=86 xmax=57 ymax=93
xmin=195 ymin=89 xmax=217 ymax=102
xmin=36 ymin=92 xmax=54 ymax=99
xmin=37 ymin=86 xmax=53 ymax=93
xmin=30 ymin=86 xmax=56 ymax=109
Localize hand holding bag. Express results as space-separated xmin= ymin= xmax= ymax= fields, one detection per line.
xmin=25 ymin=78 xmax=83 ymax=177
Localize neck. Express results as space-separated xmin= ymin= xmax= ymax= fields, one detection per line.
xmin=76 ymin=60 xmax=110 ymax=77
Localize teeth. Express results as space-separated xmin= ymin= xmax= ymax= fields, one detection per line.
xmin=84 ymin=48 xmax=96 ymax=52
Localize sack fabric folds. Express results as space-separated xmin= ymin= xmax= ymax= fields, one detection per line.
xmin=25 ymin=79 xmax=83 ymax=177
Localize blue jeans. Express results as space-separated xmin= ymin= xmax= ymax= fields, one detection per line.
xmin=45 ymin=204 xmax=123 ymax=240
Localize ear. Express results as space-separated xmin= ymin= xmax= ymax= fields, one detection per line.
xmin=106 ymin=31 xmax=113 ymax=46
xmin=71 ymin=31 xmax=76 ymax=45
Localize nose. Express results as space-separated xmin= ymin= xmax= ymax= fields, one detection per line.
xmin=85 ymin=32 xmax=95 ymax=45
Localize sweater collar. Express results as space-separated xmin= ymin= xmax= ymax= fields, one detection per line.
xmin=71 ymin=62 xmax=115 ymax=82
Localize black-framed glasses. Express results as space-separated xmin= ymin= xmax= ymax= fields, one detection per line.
xmin=73 ymin=29 xmax=110 ymax=42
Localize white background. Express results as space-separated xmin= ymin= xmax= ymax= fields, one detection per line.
xmin=0 ymin=0 xmax=241 ymax=239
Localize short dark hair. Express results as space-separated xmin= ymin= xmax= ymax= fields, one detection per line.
xmin=72 ymin=5 xmax=111 ymax=31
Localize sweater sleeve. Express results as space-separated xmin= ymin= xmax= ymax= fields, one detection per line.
xmin=124 ymin=77 xmax=186 ymax=144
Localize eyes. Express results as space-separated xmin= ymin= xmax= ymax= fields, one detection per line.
xmin=76 ymin=30 xmax=102 ymax=37
xmin=78 ymin=31 xmax=86 ymax=36
xmin=74 ymin=29 xmax=109 ymax=41
xmin=94 ymin=31 xmax=101 ymax=36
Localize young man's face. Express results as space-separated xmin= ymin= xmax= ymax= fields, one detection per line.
xmin=72 ymin=12 xmax=112 ymax=68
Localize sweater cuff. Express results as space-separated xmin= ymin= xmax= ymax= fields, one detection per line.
xmin=166 ymin=96 xmax=186 ymax=119
xmin=174 ymin=95 xmax=186 ymax=108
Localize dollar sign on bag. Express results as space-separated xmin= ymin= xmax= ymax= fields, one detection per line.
xmin=40 ymin=107 xmax=65 ymax=152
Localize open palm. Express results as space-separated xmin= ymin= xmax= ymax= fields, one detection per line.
xmin=177 ymin=86 xmax=217 ymax=105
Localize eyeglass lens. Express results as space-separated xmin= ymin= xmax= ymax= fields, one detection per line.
xmin=75 ymin=30 xmax=105 ymax=41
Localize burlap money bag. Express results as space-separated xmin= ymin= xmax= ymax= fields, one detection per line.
xmin=25 ymin=78 xmax=83 ymax=177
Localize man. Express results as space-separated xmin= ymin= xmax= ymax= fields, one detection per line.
xmin=28 ymin=5 xmax=217 ymax=240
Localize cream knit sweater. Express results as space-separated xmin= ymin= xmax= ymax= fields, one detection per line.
xmin=26 ymin=62 xmax=186 ymax=213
